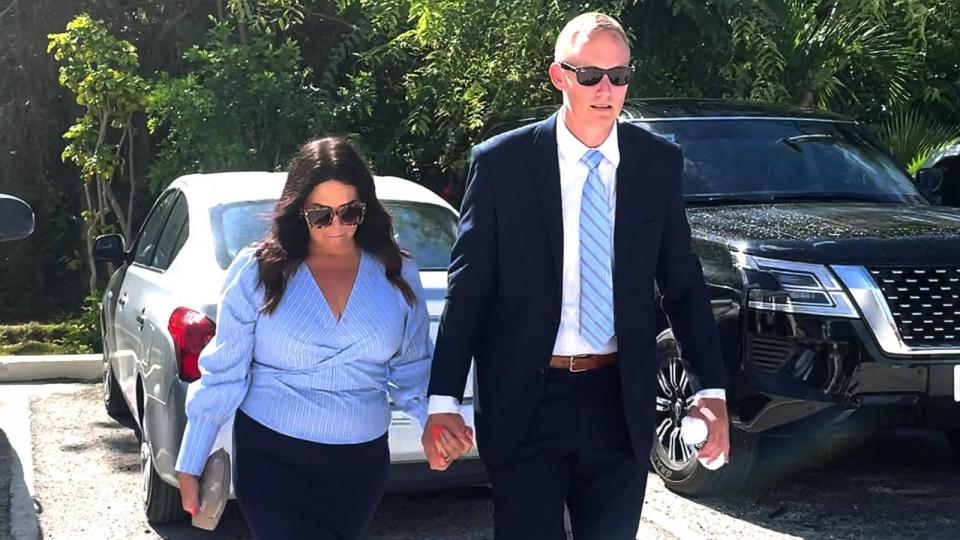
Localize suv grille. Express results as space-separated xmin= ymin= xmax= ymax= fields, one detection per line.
xmin=869 ymin=267 xmax=960 ymax=347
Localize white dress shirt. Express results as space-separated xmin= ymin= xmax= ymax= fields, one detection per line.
xmin=553 ymin=112 xmax=620 ymax=355
xmin=428 ymin=113 xmax=723 ymax=416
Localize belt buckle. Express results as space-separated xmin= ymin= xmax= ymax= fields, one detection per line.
xmin=568 ymin=355 xmax=589 ymax=373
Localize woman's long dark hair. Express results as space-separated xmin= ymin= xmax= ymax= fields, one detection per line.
xmin=256 ymin=137 xmax=415 ymax=314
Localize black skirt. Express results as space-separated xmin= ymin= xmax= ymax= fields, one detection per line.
xmin=233 ymin=409 xmax=390 ymax=540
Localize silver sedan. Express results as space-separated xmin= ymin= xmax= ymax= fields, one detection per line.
xmin=95 ymin=172 xmax=484 ymax=524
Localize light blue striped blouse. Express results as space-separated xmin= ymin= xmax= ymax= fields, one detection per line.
xmin=175 ymin=248 xmax=432 ymax=476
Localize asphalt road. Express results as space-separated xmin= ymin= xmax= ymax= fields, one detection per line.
xmin=3 ymin=382 xmax=960 ymax=539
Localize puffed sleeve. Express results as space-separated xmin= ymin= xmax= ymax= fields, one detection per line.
xmin=175 ymin=249 xmax=261 ymax=475
xmin=385 ymin=258 xmax=433 ymax=428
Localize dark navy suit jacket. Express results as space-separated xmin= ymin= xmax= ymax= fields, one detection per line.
xmin=428 ymin=112 xmax=726 ymax=469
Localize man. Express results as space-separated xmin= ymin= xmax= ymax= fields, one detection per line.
xmin=422 ymin=12 xmax=730 ymax=539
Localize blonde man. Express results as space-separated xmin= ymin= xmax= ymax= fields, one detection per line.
xmin=424 ymin=12 xmax=729 ymax=539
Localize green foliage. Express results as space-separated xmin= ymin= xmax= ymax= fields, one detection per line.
xmin=620 ymin=0 xmax=737 ymax=98
xmin=0 ymin=342 xmax=75 ymax=356
xmin=228 ymin=0 xmax=308 ymax=30
xmin=330 ymin=0 xmax=628 ymax=190
xmin=0 ymin=305 xmax=101 ymax=355
xmin=48 ymin=14 xmax=149 ymax=290
xmin=877 ymin=109 xmax=960 ymax=175
xmin=61 ymin=289 xmax=104 ymax=354
xmin=48 ymin=15 xmax=146 ymax=117
xmin=146 ymin=21 xmax=325 ymax=190
xmin=726 ymin=0 xmax=917 ymax=110
xmin=7 ymin=0 xmax=960 ymax=324
xmin=888 ymin=0 xmax=960 ymax=118
xmin=0 ymin=322 xmax=71 ymax=344
xmin=49 ymin=14 xmax=148 ymax=187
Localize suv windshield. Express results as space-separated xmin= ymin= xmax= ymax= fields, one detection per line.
xmin=634 ymin=119 xmax=925 ymax=205
xmin=211 ymin=200 xmax=457 ymax=270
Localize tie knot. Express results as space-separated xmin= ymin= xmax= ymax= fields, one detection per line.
xmin=582 ymin=149 xmax=604 ymax=170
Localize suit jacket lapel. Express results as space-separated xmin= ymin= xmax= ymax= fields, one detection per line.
xmin=533 ymin=112 xmax=564 ymax=288
xmin=614 ymin=123 xmax=641 ymax=292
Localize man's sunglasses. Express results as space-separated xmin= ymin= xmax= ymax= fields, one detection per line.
xmin=301 ymin=201 xmax=368 ymax=228
xmin=558 ymin=62 xmax=633 ymax=87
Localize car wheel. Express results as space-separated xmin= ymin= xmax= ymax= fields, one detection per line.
xmin=649 ymin=329 xmax=758 ymax=496
xmin=102 ymin=357 xmax=128 ymax=418
xmin=945 ymin=428 xmax=960 ymax=455
xmin=141 ymin=439 xmax=183 ymax=524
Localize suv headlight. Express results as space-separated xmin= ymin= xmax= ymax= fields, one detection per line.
xmin=734 ymin=254 xmax=860 ymax=318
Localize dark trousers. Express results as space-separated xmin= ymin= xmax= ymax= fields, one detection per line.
xmin=489 ymin=365 xmax=648 ymax=540
xmin=233 ymin=409 xmax=390 ymax=540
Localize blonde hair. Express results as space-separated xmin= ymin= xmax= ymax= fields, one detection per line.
xmin=554 ymin=12 xmax=630 ymax=62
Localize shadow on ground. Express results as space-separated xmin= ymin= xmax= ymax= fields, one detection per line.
xmin=147 ymin=486 xmax=495 ymax=540
xmin=685 ymin=429 xmax=960 ymax=539
xmin=0 ymin=428 xmax=40 ymax=539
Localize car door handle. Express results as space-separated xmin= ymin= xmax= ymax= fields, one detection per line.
xmin=136 ymin=310 xmax=146 ymax=329
xmin=118 ymin=294 xmax=127 ymax=307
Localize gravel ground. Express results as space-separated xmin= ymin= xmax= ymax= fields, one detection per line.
xmin=640 ymin=430 xmax=960 ymax=540
xmin=16 ymin=382 xmax=960 ymax=539
xmin=27 ymin=384 xmax=495 ymax=540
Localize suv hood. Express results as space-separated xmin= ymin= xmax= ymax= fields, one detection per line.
xmin=688 ymin=202 xmax=960 ymax=265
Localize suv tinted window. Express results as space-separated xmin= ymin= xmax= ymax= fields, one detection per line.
xmin=133 ymin=191 xmax=178 ymax=266
xmin=635 ymin=119 xmax=926 ymax=204
xmin=211 ymin=200 xmax=458 ymax=270
xmin=152 ymin=194 xmax=189 ymax=270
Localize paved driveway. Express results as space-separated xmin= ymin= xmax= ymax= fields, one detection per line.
xmin=2 ymin=382 xmax=959 ymax=539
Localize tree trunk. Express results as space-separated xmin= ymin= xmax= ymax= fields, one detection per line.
xmin=126 ymin=120 xmax=135 ymax=238
xmin=106 ymin=183 xmax=131 ymax=239
xmin=799 ymin=87 xmax=815 ymax=109
xmin=85 ymin=225 xmax=97 ymax=291
xmin=82 ymin=180 xmax=98 ymax=291
xmin=81 ymin=111 xmax=111 ymax=291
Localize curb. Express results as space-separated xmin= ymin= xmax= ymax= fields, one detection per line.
xmin=0 ymin=354 xmax=102 ymax=383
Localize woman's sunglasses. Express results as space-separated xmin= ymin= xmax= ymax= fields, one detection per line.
xmin=301 ymin=201 xmax=368 ymax=229
xmin=558 ymin=62 xmax=634 ymax=87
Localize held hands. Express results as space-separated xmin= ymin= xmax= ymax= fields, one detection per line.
xmin=421 ymin=413 xmax=474 ymax=471
xmin=685 ymin=397 xmax=730 ymax=467
xmin=177 ymin=471 xmax=201 ymax=518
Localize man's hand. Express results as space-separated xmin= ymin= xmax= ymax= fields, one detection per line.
xmin=421 ymin=413 xmax=474 ymax=471
xmin=686 ymin=397 xmax=730 ymax=465
xmin=177 ymin=471 xmax=200 ymax=517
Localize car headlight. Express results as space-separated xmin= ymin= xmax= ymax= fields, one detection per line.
xmin=734 ymin=254 xmax=860 ymax=318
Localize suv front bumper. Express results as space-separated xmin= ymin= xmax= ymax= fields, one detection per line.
xmin=733 ymin=310 xmax=960 ymax=435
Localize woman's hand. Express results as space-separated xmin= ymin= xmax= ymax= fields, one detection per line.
xmin=177 ymin=471 xmax=201 ymax=517
xmin=421 ymin=413 xmax=474 ymax=470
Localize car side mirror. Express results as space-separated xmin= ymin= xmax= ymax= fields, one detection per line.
xmin=916 ymin=168 xmax=944 ymax=204
xmin=0 ymin=194 xmax=35 ymax=242
xmin=94 ymin=234 xmax=128 ymax=264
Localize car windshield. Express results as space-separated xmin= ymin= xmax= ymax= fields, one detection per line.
xmin=633 ymin=119 xmax=926 ymax=205
xmin=211 ymin=200 xmax=458 ymax=270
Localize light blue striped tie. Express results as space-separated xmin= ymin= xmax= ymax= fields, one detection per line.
xmin=579 ymin=149 xmax=615 ymax=349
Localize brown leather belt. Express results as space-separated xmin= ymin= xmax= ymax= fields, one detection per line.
xmin=549 ymin=353 xmax=617 ymax=373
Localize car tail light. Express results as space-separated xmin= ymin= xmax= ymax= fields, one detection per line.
xmin=168 ymin=307 xmax=217 ymax=382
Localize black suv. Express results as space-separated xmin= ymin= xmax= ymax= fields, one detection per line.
xmin=491 ymin=99 xmax=960 ymax=495
xmin=596 ymin=100 xmax=960 ymax=495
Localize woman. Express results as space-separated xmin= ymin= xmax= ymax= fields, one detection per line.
xmin=175 ymin=137 xmax=455 ymax=538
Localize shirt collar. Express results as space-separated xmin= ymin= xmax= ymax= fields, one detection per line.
xmin=556 ymin=109 xmax=621 ymax=169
